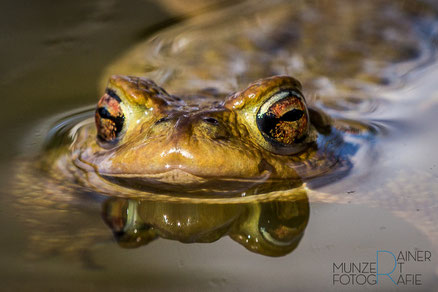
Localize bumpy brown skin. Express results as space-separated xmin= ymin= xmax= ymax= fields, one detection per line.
xmin=225 ymin=76 xmax=302 ymax=109
xmin=79 ymin=75 xmax=319 ymax=186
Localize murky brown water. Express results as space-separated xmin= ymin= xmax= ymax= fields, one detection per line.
xmin=1 ymin=0 xmax=438 ymax=291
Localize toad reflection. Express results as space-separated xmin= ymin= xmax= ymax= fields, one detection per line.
xmin=102 ymin=190 xmax=309 ymax=257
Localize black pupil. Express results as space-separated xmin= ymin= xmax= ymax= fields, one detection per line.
xmin=258 ymin=108 xmax=303 ymax=137
xmin=98 ymin=107 xmax=113 ymax=119
xmin=97 ymin=106 xmax=125 ymax=140
xmin=280 ymin=109 xmax=304 ymax=122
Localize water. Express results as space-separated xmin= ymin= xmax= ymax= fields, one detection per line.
xmin=2 ymin=0 xmax=438 ymax=291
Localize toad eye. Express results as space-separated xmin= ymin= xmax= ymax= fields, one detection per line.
xmin=256 ymin=90 xmax=309 ymax=154
xmin=95 ymin=90 xmax=125 ymax=145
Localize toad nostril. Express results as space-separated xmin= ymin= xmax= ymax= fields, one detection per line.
xmin=202 ymin=117 xmax=219 ymax=125
xmin=155 ymin=117 xmax=170 ymax=125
